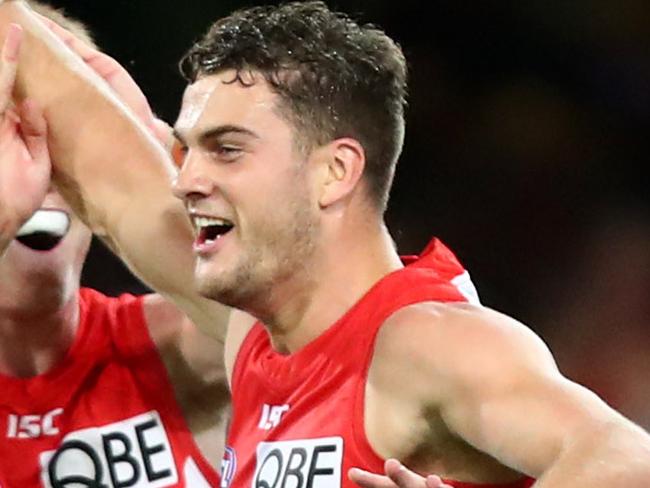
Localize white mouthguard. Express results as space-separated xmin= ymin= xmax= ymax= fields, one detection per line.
xmin=16 ymin=210 xmax=71 ymax=237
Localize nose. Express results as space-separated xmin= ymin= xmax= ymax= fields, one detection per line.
xmin=172 ymin=150 xmax=215 ymax=203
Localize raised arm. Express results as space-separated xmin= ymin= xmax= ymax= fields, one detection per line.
xmin=0 ymin=1 xmax=227 ymax=336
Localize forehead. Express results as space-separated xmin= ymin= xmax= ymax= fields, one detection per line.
xmin=176 ymin=70 xmax=283 ymax=138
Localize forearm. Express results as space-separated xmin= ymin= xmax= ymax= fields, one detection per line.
xmin=534 ymin=420 xmax=650 ymax=487
xmin=0 ymin=1 xmax=228 ymax=337
xmin=1 ymin=1 xmax=170 ymax=233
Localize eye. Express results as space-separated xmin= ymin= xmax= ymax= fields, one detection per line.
xmin=214 ymin=144 xmax=243 ymax=161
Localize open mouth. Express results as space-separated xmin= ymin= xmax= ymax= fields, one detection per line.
xmin=192 ymin=216 xmax=235 ymax=246
xmin=15 ymin=210 xmax=71 ymax=252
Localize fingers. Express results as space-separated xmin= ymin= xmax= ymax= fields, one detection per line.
xmin=426 ymin=476 xmax=453 ymax=488
xmin=349 ymin=467 xmax=398 ymax=488
xmin=33 ymin=11 xmax=97 ymax=61
xmin=33 ymin=12 xmax=118 ymax=82
xmin=34 ymin=11 xmax=115 ymax=79
xmin=349 ymin=461 xmax=451 ymax=488
xmin=34 ymin=11 xmax=155 ymax=126
xmin=385 ymin=459 xmax=430 ymax=487
xmin=152 ymin=118 xmax=174 ymax=151
xmin=419 ymin=473 xmax=451 ymax=488
xmin=0 ymin=23 xmax=22 ymax=114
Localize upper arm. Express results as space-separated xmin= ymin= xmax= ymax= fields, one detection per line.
xmin=144 ymin=294 xmax=256 ymax=392
xmin=143 ymin=294 xmax=231 ymax=464
xmin=142 ymin=294 xmax=227 ymax=387
xmin=224 ymin=309 xmax=256 ymax=388
xmin=374 ymin=303 xmax=632 ymax=478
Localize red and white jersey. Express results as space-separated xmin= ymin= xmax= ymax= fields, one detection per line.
xmin=223 ymin=238 xmax=534 ymax=488
xmin=0 ymin=288 xmax=220 ymax=487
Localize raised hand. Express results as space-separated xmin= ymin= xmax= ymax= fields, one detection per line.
xmin=0 ymin=24 xmax=50 ymax=251
xmin=349 ymin=459 xmax=453 ymax=488
xmin=33 ymin=11 xmax=172 ymax=149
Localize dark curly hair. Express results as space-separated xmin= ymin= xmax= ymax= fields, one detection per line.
xmin=180 ymin=1 xmax=408 ymax=211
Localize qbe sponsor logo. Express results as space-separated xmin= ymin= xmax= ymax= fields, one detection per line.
xmin=252 ymin=437 xmax=343 ymax=488
xmin=39 ymin=411 xmax=178 ymax=488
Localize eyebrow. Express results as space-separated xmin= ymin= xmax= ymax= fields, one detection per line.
xmin=173 ymin=125 xmax=259 ymax=147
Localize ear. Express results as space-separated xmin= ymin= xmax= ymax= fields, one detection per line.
xmin=317 ymin=137 xmax=366 ymax=208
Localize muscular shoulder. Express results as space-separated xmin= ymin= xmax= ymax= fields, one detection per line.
xmin=371 ymin=302 xmax=558 ymax=404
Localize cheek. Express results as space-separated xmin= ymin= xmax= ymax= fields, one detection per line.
xmin=233 ymin=162 xmax=316 ymax=238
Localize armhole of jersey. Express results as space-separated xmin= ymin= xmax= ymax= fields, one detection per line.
xmin=349 ymin=279 xmax=470 ymax=472
xmin=349 ymin=304 xmax=407 ymax=472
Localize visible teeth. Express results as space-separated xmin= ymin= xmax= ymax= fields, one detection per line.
xmin=16 ymin=210 xmax=71 ymax=237
xmin=193 ymin=216 xmax=232 ymax=229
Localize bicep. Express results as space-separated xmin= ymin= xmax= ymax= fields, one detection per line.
xmin=436 ymin=310 xmax=618 ymax=477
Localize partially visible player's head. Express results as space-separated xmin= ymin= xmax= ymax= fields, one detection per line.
xmin=180 ymin=0 xmax=408 ymax=212
xmin=0 ymin=2 xmax=95 ymax=312
xmin=174 ymin=2 xmax=408 ymax=312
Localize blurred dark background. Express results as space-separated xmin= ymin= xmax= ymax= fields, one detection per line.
xmin=48 ymin=1 xmax=650 ymax=426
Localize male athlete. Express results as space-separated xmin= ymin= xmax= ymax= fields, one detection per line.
xmin=1 ymin=1 xmax=650 ymax=487
xmin=0 ymin=3 xmax=227 ymax=486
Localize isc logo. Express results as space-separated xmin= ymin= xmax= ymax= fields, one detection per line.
xmin=39 ymin=411 xmax=178 ymax=488
xmin=258 ymin=404 xmax=290 ymax=430
xmin=6 ymin=408 xmax=63 ymax=438
xmin=253 ymin=437 xmax=343 ymax=488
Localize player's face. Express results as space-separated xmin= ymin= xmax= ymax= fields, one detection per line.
xmin=0 ymin=188 xmax=92 ymax=302
xmin=173 ymin=70 xmax=320 ymax=311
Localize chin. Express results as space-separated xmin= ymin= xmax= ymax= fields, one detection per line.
xmin=194 ymin=268 xmax=233 ymax=299
xmin=201 ymin=274 xmax=262 ymax=313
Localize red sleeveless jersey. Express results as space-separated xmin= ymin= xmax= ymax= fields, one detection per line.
xmin=0 ymin=288 xmax=220 ymax=487
xmin=224 ymin=238 xmax=534 ymax=488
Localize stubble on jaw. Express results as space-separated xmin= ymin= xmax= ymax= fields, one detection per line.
xmin=198 ymin=170 xmax=319 ymax=320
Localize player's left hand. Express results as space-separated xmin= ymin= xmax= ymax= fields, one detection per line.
xmin=0 ymin=24 xmax=51 ymax=237
xmin=349 ymin=459 xmax=453 ymax=488
xmin=33 ymin=11 xmax=173 ymax=149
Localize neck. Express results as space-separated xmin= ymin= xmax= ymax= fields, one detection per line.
xmin=0 ymin=284 xmax=80 ymax=378
xmin=260 ymin=223 xmax=402 ymax=354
